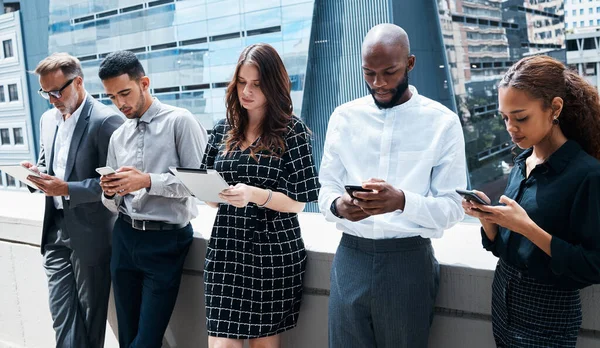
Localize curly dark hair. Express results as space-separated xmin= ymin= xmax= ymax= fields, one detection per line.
xmin=98 ymin=50 xmax=145 ymax=81
xmin=224 ymin=43 xmax=292 ymax=159
xmin=499 ymin=55 xmax=600 ymax=160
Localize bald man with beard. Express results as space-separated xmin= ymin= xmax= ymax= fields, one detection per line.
xmin=318 ymin=24 xmax=468 ymax=347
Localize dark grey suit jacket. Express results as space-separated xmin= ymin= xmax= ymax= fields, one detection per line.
xmin=35 ymin=94 xmax=124 ymax=265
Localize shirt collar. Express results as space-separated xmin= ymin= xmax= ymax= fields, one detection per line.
xmin=514 ymin=140 xmax=581 ymax=175
xmin=55 ymin=92 xmax=88 ymax=124
xmin=138 ymin=97 xmax=161 ymax=124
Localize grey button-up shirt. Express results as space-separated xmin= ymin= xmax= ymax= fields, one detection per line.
xmin=101 ymin=98 xmax=208 ymax=224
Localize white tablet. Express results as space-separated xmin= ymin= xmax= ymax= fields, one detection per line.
xmin=0 ymin=165 xmax=41 ymax=189
xmin=169 ymin=167 xmax=229 ymax=203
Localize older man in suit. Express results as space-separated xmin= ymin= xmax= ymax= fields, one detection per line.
xmin=22 ymin=53 xmax=123 ymax=348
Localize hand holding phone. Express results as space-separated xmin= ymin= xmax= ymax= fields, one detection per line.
xmin=96 ymin=166 xmax=116 ymax=176
xmin=345 ymin=185 xmax=373 ymax=198
xmin=456 ymin=189 xmax=490 ymax=205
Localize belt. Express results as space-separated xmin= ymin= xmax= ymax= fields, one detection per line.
xmin=119 ymin=213 xmax=188 ymax=231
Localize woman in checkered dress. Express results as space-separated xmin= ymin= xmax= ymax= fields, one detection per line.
xmin=463 ymin=56 xmax=600 ymax=347
xmin=200 ymin=43 xmax=319 ymax=348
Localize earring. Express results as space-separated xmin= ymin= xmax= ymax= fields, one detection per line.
xmin=552 ymin=117 xmax=559 ymax=125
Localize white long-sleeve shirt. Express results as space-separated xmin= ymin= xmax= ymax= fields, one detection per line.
xmin=318 ymin=86 xmax=467 ymax=239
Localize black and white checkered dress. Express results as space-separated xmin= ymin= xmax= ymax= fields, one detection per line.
xmin=492 ymin=259 xmax=582 ymax=347
xmin=200 ymin=116 xmax=320 ymax=339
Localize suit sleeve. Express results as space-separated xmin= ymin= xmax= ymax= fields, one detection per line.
xmin=28 ymin=113 xmax=49 ymax=193
xmin=66 ymin=114 xmax=123 ymax=208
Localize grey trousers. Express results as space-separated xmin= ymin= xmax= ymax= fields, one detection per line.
xmin=328 ymin=233 xmax=440 ymax=348
xmin=43 ymin=212 xmax=111 ymax=348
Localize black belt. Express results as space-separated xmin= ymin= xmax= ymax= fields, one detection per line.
xmin=119 ymin=213 xmax=188 ymax=231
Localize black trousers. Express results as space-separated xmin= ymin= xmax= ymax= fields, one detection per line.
xmin=110 ymin=217 xmax=193 ymax=348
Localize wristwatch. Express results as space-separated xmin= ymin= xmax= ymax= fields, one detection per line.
xmin=330 ymin=197 xmax=344 ymax=219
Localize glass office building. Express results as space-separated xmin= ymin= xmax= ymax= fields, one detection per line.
xmin=9 ymin=0 xmax=563 ymax=202
xmin=438 ymin=0 xmax=565 ymax=202
xmin=47 ymin=0 xmax=314 ymax=130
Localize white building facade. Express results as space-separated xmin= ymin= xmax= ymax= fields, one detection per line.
xmin=0 ymin=10 xmax=35 ymax=189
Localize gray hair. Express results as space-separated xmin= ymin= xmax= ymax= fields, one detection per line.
xmin=34 ymin=53 xmax=84 ymax=79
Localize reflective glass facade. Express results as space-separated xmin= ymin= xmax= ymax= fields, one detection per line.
xmin=43 ymin=0 xmax=570 ymax=205
xmin=438 ymin=0 xmax=564 ymax=203
xmin=48 ymin=0 xmax=314 ymax=130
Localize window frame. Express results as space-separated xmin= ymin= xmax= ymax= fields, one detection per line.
xmin=0 ymin=121 xmax=29 ymax=152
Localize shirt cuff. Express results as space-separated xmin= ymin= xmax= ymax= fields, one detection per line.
xmin=400 ymin=190 xmax=419 ymax=219
xmin=323 ymin=195 xmax=344 ymax=223
xmin=147 ymin=173 xmax=164 ymax=196
xmin=481 ymin=227 xmax=496 ymax=251
xmin=550 ymin=236 xmax=570 ymax=276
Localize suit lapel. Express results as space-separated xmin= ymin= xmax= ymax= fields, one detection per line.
xmin=64 ymin=96 xmax=92 ymax=181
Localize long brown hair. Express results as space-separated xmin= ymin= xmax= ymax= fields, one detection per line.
xmin=224 ymin=43 xmax=292 ymax=159
xmin=499 ymin=56 xmax=600 ymax=160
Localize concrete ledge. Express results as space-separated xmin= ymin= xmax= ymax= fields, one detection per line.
xmin=1 ymin=190 xmax=599 ymax=347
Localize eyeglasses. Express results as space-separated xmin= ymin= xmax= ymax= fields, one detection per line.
xmin=38 ymin=78 xmax=75 ymax=100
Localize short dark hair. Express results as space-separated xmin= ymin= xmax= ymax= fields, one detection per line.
xmin=98 ymin=50 xmax=145 ymax=81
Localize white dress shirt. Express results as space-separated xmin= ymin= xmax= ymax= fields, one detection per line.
xmin=318 ymin=86 xmax=467 ymax=239
xmin=52 ymin=93 xmax=87 ymax=209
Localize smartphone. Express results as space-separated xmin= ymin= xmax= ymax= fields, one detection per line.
xmin=96 ymin=166 xmax=116 ymax=176
xmin=345 ymin=185 xmax=373 ymax=197
xmin=456 ymin=189 xmax=489 ymax=205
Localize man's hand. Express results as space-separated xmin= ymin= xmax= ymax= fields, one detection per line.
xmin=21 ymin=161 xmax=40 ymax=174
xmin=351 ymin=178 xmax=405 ymax=216
xmin=27 ymin=173 xmax=69 ymax=196
xmin=336 ymin=193 xmax=371 ymax=222
xmin=100 ymin=166 xmax=151 ymax=197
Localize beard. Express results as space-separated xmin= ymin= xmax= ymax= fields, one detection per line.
xmin=367 ymin=69 xmax=410 ymax=109
xmin=124 ymin=87 xmax=146 ymax=119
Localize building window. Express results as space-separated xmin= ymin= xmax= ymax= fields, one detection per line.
xmin=597 ymin=19 xmax=600 ymax=25
xmin=0 ymin=86 xmax=4 ymax=102
xmin=2 ymin=39 xmax=13 ymax=58
xmin=13 ymin=127 xmax=23 ymax=145
xmin=597 ymin=7 xmax=600 ymax=13
xmin=573 ymin=22 xmax=578 ymax=27
xmin=580 ymin=9 xmax=584 ymax=14
xmin=591 ymin=20 xmax=594 ymax=26
xmin=0 ymin=128 xmax=10 ymax=144
xmin=6 ymin=174 xmax=17 ymax=187
xmin=573 ymin=10 xmax=577 ymax=15
xmin=590 ymin=8 xmax=594 ymax=14
xmin=581 ymin=21 xmax=585 ymax=26
xmin=8 ymin=83 xmax=18 ymax=101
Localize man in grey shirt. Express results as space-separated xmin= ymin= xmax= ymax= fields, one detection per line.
xmin=98 ymin=51 xmax=208 ymax=348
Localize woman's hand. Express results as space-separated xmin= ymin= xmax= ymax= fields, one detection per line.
xmin=476 ymin=195 xmax=534 ymax=235
xmin=462 ymin=190 xmax=499 ymax=241
xmin=462 ymin=190 xmax=492 ymax=216
xmin=219 ymin=183 xmax=255 ymax=208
